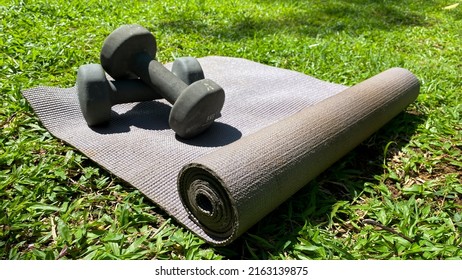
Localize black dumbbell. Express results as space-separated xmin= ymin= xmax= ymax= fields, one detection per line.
xmin=77 ymin=57 xmax=206 ymax=126
xmin=100 ymin=24 xmax=225 ymax=139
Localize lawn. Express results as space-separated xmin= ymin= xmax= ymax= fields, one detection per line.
xmin=0 ymin=0 xmax=461 ymax=259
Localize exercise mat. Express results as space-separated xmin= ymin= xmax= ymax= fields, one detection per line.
xmin=22 ymin=56 xmax=420 ymax=245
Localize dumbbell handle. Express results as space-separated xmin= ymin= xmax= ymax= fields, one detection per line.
xmin=133 ymin=53 xmax=188 ymax=105
xmin=109 ymin=79 xmax=163 ymax=105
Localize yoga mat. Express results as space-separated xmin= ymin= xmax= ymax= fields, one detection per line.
xmin=22 ymin=56 xmax=419 ymax=246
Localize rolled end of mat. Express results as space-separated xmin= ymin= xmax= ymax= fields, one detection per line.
xmin=179 ymin=67 xmax=420 ymax=246
xmin=178 ymin=164 xmax=237 ymax=242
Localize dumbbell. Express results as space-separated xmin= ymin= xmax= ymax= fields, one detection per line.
xmin=77 ymin=58 xmax=206 ymax=126
xmin=77 ymin=64 xmax=162 ymax=126
xmin=100 ymin=24 xmax=225 ymax=139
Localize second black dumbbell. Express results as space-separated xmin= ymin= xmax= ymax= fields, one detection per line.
xmin=77 ymin=57 xmax=205 ymax=126
xmin=100 ymin=24 xmax=225 ymax=139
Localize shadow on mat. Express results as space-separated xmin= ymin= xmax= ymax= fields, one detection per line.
xmin=90 ymin=101 xmax=171 ymax=134
xmin=214 ymin=111 xmax=426 ymax=259
xmin=176 ymin=122 xmax=242 ymax=147
xmin=90 ymin=100 xmax=242 ymax=146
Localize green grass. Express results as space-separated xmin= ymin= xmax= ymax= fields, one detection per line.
xmin=1 ymin=0 xmax=461 ymax=259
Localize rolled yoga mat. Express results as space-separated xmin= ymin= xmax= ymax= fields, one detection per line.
xmin=22 ymin=56 xmax=420 ymax=246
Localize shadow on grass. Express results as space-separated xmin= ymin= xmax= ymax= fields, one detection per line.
xmin=215 ymin=110 xmax=426 ymax=259
xmin=158 ymin=0 xmax=432 ymax=41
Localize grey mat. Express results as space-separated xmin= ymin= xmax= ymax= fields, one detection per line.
xmin=22 ymin=56 xmax=420 ymax=246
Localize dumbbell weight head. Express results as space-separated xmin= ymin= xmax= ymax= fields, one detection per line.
xmin=100 ymin=24 xmax=225 ymax=139
xmin=100 ymin=25 xmax=157 ymax=79
xmin=170 ymin=57 xmax=220 ymax=138
xmin=169 ymin=79 xmax=224 ymax=139
xmin=77 ymin=63 xmax=162 ymax=126
xmin=172 ymin=57 xmax=205 ymax=85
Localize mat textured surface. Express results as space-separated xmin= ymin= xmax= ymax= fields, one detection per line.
xmin=22 ymin=56 xmax=419 ymax=245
